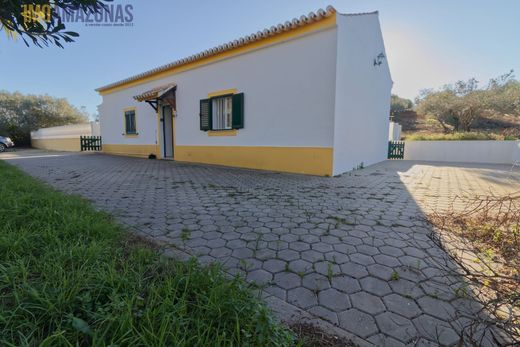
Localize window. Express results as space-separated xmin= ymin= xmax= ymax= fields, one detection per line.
xmin=200 ymin=93 xmax=244 ymax=131
xmin=124 ymin=110 xmax=136 ymax=134
xmin=212 ymin=96 xmax=233 ymax=130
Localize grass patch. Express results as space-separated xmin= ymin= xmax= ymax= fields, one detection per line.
xmin=404 ymin=131 xmax=516 ymax=141
xmin=0 ymin=162 xmax=294 ymax=346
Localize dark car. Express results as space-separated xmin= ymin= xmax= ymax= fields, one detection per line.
xmin=0 ymin=136 xmax=15 ymax=152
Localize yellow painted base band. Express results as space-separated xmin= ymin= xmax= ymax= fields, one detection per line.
xmin=175 ymin=146 xmax=333 ymax=176
xmin=31 ymin=138 xmax=81 ymax=152
xmin=207 ymin=130 xmax=237 ymax=137
xmin=103 ymin=144 xmax=159 ymax=158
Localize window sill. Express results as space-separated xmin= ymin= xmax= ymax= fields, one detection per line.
xmin=124 ymin=133 xmax=139 ymax=138
xmin=207 ymin=130 xmax=237 ymax=137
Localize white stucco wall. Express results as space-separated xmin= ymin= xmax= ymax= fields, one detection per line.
xmin=514 ymin=141 xmax=520 ymax=163
xmin=31 ymin=122 xmax=96 ymax=139
xmin=98 ymin=96 xmax=158 ymax=145
xmin=404 ymin=140 xmax=520 ymax=164
xmin=99 ymin=28 xmax=338 ymax=149
xmin=388 ymin=122 xmax=402 ymax=141
xmin=332 ymin=13 xmax=392 ymax=175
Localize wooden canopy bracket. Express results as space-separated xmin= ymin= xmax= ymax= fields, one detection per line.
xmin=145 ymin=99 xmax=158 ymax=112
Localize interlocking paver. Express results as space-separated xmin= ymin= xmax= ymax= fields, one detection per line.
xmin=287 ymin=287 xmax=318 ymax=309
xmin=383 ymin=293 xmax=421 ymax=318
xmin=338 ymin=309 xmax=379 ymax=338
xmin=368 ymin=334 xmax=407 ymax=347
xmin=277 ymin=249 xmax=299 ymax=261
xmin=351 ymin=291 xmax=386 ymax=315
xmin=340 ymin=262 xmax=369 ymax=278
xmin=318 ymin=288 xmax=351 ymax=311
xmin=246 ymin=269 xmax=272 ymax=285
xmin=288 ymin=259 xmax=312 ymax=274
xmin=373 ymin=254 xmax=401 ymax=267
xmin=359 ymin=276 xmax=392 ymax=296
xmin=6 ymin=150 xmax=518 ymax=346
xmin=417 ymin=296 xmax=457 ymax=321
xmin=375 ymin=312 xmax=418 ymax=343
xmin=262 ymin=259 xmax=287 ymax=273
xmin=389 ymin=279 xmax=425 ymax=299
xmin=367 ymin=263 xmax=395 ymax=280
xmin=274 ymin=272 xmax=301 ymax=290
xmin=412 ymin=314 xmax=460 ymax=346
xmin=331 ymin=275 xmax=361 ymax=294
xmin=349 ymin=252 xmax=375 ymax=266
xmin=302 ymin=272 xmax=331 ymax=291
xmin=308 ymin=306 xmax=339 ymax=325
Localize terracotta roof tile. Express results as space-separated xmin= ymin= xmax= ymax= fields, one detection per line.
xmin=96 ymin=6 xmax=377 ymax=93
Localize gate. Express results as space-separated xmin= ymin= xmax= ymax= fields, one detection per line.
xmin=80 ymin=136 xmax=102 ymax=151
xmin=388 ymin=141 xmax=404 ymax=159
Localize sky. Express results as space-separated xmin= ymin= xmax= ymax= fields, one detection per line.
xmin=1 ymin=0 xmax=519 ymax=118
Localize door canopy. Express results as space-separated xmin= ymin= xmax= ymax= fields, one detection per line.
xmin=133 ymin=83 xmax=176 ymax=112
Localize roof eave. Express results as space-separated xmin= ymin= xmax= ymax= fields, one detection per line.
xmin=95 ymin=5 xmax=339 ymax=94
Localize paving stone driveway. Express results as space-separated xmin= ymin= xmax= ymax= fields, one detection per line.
xmin=3 ymin=150 xmax=519 ymax=346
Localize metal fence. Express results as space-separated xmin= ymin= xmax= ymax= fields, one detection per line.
xmin=80 ymin=136 xmax=102 ymax=151
xmin=388 ymin=141 xmax=405 ymax=159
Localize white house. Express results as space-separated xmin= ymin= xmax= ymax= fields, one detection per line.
xmin=96 ymin=6 xmax=392 ymax=176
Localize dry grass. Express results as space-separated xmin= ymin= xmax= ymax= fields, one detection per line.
xmin=427 ymin=193 xmax=520 ymax=344
xmin=404 ymin=131 xmax=516 ymax=141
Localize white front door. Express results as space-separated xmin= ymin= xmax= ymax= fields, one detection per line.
xmin=161 ymin=105 xmax=174 ymax=158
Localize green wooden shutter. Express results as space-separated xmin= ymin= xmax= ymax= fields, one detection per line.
xmin=125 ymin=112 xmax=131 ymax=133
xmin=125 ymin=111 xmax=136 ymax=134
xmin=131 ymin=113 xmax=136 ymax=133
xmin=200 ymin=98 xmax=211 ymax=131
xmin=232 ymin=93 xmax=244 ymax=129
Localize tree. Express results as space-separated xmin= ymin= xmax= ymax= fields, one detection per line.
xmin=415 ymin=73 xmax=520 ymax=133
xmin=0 ymin=0 xmax=108 ymax=47
xmin=390 ymin=94 xmax=413 ymax=119
xmin=0 ymin=91 xmax=89 ymax=145
xmin=485 ymin=70 xmax=520 ymax=116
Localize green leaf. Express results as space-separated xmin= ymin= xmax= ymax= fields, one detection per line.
xmin=65 ymin=31 xmax=79 ymax=37
xmin=71 ymin=316 xmax=92 ymax=336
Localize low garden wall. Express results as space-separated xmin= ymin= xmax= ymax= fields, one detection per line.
xmin=31 ymin=122 xmax=100 ymax=152
xmin=404 ymin=140 xmax=520 ymax=164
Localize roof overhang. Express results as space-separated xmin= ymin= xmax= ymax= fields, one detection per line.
xmin=95 ymin=6 xmax=343 ymax=95
xmin=133 ymin=83 xmax=177 ymax=112
xmin=133 ymin=83 xmax=177 ymax=102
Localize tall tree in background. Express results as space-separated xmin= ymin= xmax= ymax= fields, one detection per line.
xmin=485 ymin=70 xmax=520 ymax=116
xmin=390 ymin=94 xmax=413 ymax=119
xmin=0 ymin=0 xmax=108 ymax=47
xmin=0 ymin=91 xmax=89 ymax=145
xmin=415 ymin=72 xmax=520 ymax=133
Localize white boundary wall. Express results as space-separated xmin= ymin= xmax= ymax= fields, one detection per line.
xmin=388 ymin=122 xmax=401 ymax=141
xmin=31 ymin=122 xmax=100 ymax=139
xmin=404 ymin=140 xmax=520 ymax=164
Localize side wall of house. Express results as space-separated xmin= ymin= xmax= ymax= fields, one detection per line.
xmin=332 ymin=13 xmax=392 ymax=175
xmin=99 ymin=27 xmax=338 ymax=175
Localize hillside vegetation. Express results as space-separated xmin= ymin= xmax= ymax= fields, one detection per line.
xmin=392 ymin=71 xmax=520 ymax=140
